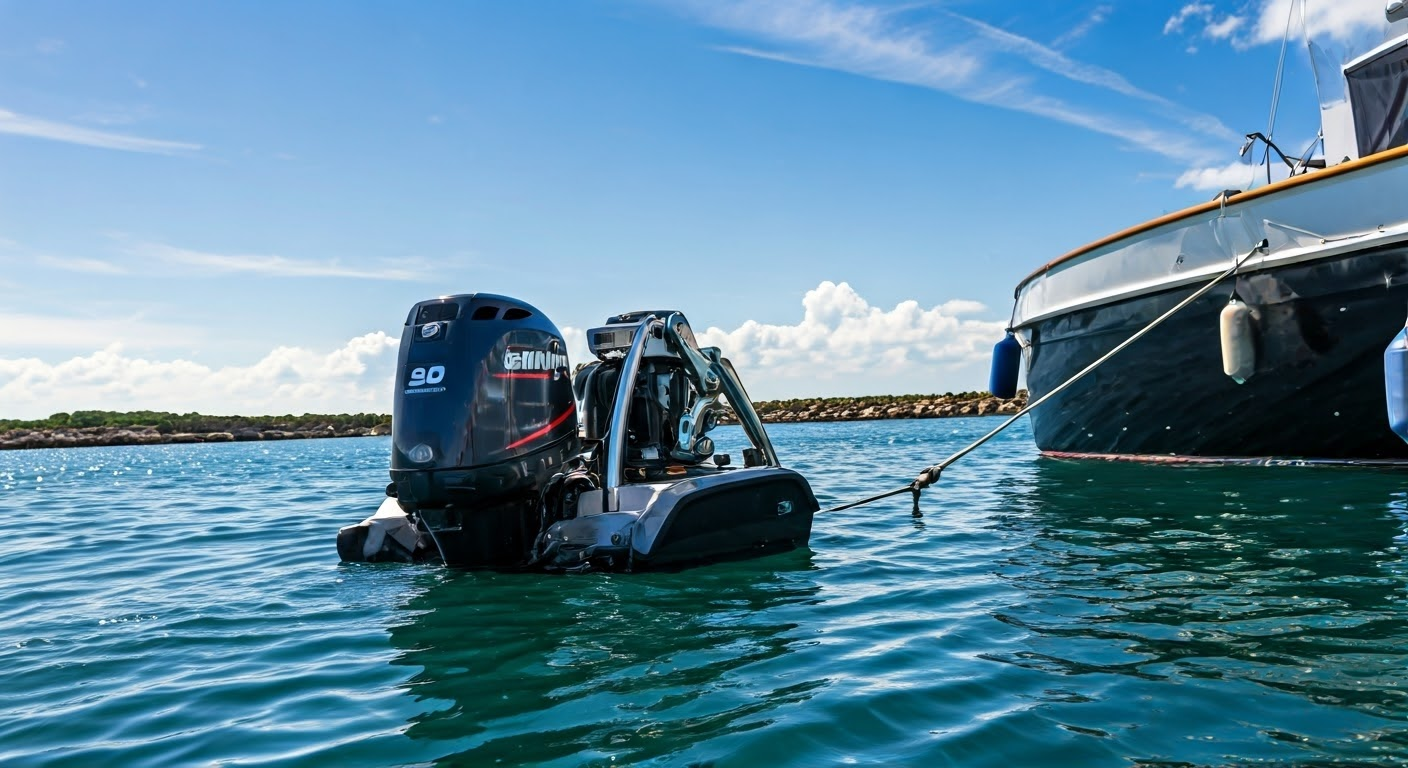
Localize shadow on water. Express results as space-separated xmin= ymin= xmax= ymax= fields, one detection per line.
xmin=991 ymin=459 xmax=1408 ymax=762
xmin=385 ymin=552 xmax=825 ymax=767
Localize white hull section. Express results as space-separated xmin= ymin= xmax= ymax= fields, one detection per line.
xmin=1014 ymin=151 xmax=1408 ymax=329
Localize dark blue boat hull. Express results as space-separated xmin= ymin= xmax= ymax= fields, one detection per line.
xmin=1022 ymin=242 xmax=1408 ymax=460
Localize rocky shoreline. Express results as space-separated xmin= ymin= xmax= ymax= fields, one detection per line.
xmin=745 ymin=392 xmax=1027 ymax=424
xmin=0 ymin=423 xmax=393 ymax=451
xmin=0 ymin=392 xmax=1027 ymax=451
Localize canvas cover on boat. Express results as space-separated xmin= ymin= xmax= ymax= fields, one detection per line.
xmin=1347 ymin=43 xmax=1408 ymax=157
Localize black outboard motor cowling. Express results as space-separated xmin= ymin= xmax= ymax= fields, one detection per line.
xmin=389 ymin=293 xmax=579 ymax=566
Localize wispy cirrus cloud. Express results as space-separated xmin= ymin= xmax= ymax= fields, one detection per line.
xmin=37 ymin=254 xmax=127 ymax=275
xmin=1052 ymin=4 xmax=1113 ymax=49
xmin=135 ymin=241 xmax=429 ymax=281
xmin=679 ymin=0 xmax=1236 ymax=166
xmin=0 ymin=237 xmax=126 ymax=275
xmin=0 ymin=108 xmax=199 ymax=154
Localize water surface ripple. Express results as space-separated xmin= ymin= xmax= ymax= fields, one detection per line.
xmin=2 ymin=419 xmax=1406 ymax=766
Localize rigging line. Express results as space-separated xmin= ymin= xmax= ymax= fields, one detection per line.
xmin=821 ymin=239 xmax=1270 ymax=515
xmin=1267 ymin=0 xmax=1296 ymax=140
xmin=1301 ymin=0 xmax=1323 ymax=99
xmin=1258 ymin=0 xmax=1297 ymax=186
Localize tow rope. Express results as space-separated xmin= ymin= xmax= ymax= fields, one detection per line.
xmin=823 ymin=239 xmax=1269 ymax=517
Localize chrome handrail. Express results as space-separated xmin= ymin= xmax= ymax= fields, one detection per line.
xmin=604 ymin=315 xmax=661 ymax=509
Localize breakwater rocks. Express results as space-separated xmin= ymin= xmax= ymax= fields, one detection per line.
xmin=0 ymin=423 xmax=392 ymax=451
xmin=728 ymin=391 xmax=1029 ymax=425
xmin=1 ymin=393 xmax=1027 ymax=451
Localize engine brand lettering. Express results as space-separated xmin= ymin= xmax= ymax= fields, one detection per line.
xmin=504 ymin=349 xmax=568 ymax=371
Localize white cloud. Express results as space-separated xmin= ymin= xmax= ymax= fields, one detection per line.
xmin=1175 ymin=135 xmax=1309 ymax=191
xmin=1162 ymin=3 xmax=1248 ymax=45
xmin=1167 ymin=0 xmax=1387 ymax=51
xmin=0 ymin=283 xmax=1008 ymax=418
xmin=1174 ymin=159 xmax=1260 ymax=191
xmin=0 ymin=109 xmax=199 ymax=154
xmin=685 ymin=0 xmax=1234 ymax=163
xmin=1164 ymin=3 xmax=1213 ymax=35
xmin=2 ymin=239 xmax=125 ymax=275
xmin=701 ymin=0 xmax=980 ymax=86
xmin=136 ymin=241 xmax=429 ymax=281
xmin=1052 ymin=5 xmax=1112 ymax=48
xmin=0 ymin=333 xmax=399 ymax=419
xmin=36 ymin=254 xmax=126 ymax=275
xmin=695 ymin=281 xmax=1004 ymax=390
xmin=559 ymin=284 xmax=1002 ymax=396
xmin=937 ymin=299 xmax=987 ymax=316
xmin=1247 ymin=0 xmax=1386 ymax=47
xmin=1205 ymin=15 xmax=1245 ymax=40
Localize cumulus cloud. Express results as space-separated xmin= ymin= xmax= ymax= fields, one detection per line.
xmin=0 ymin=333 xmax=399 ymax=419
xmin=694 ymin=281 xmax=1005 ymax=392
xmin=1247 ymin=0 xmax=1386 ymax=47
xmin=0 ymin=283 xmax=1008 ymax=418
xmin=1174 ymin=158 xmax=1261 ymax=191
xmin=1166 ymin=0 xmax=1387 ymax=50
xmin=1164 ymin=3 xmax=1213 ymax=35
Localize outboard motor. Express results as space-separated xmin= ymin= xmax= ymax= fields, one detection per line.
xmin=340 ymin=299 xmax=816 ymax=572
xmin=338 ymin=293 xmax=579 ymax=566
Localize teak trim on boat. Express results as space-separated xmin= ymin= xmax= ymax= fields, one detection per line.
xmin=1015 ymin=142 xmax=1408 ymax=294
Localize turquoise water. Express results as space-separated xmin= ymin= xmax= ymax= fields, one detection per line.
xmin=3 ymin=417 xmax=1407 ymax=767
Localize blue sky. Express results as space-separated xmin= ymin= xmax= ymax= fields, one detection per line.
xmin=0 ymin=0 xmax=1392 ymax=418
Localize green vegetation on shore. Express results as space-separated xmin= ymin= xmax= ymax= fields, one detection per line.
xmin=0 ymin=391 xmax=1027 ymax=450
xmin=0 ymin=410 xmax=390 ymax=434
xmin=2 ymin=391 xmax=1025 ymax=433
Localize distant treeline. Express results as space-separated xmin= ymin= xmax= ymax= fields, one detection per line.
xmin=0 ymin=410 xmax=391 ymax=434
xmin=1 ymin=392 xmax=1019 ymax=434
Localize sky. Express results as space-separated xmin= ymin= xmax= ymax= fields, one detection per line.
xmin=0 ymin=0 xmax=1395 ymax=418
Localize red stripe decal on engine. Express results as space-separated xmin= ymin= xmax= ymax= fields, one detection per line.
xmin=505 ymin=408 xmax=574 ymax=451
xmin=493 ymin=372 xmax=551 ymax=379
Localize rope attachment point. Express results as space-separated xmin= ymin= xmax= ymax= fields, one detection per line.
xmin=908 ymin=465 xmax=941 ymax=518
xmin=819 ymin=239 xmax=1269 ymax=518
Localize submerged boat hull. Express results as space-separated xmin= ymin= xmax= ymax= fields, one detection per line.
xmin=1024 ymin=241 xmax=1408 ymax=460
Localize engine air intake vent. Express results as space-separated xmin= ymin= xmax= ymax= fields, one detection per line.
xmin=503 ymin=308 xmax=532 ymax=320
xmin=416 ymin=303 xmax=460 ymax=324
xmin=471 ymin=306 xmax=500 ymax=320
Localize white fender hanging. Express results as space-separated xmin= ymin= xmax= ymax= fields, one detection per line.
xmin=1219 ymin=297 xmax=1257 ymax=384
